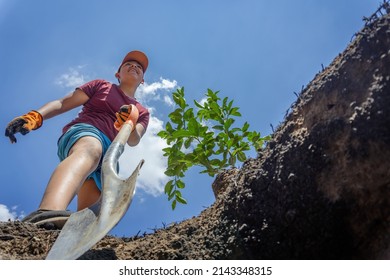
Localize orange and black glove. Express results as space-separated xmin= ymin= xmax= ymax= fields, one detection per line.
xmin=114 ymin=104 xmax=139 ymax=131
xmin=5 ymin=110 xmax=43 ymax=143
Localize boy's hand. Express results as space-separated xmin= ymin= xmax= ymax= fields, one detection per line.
xmin=114 ymin=104 xmax=139 ymax=131
xmin=5 ymin=110 xmax=43 ymax=143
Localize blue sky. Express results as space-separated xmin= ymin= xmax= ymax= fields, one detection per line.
xmin=0 ymin=0 xmax=378 ymax=237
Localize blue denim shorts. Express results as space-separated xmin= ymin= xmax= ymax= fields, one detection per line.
xmin=57 ymin=123 xmax=112 ymax=191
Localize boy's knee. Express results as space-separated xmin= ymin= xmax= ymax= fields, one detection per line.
xmin=85 ymin=147 xmax=102 ymax=163
xmin=69 ymin=137 xmax=103 ymax=162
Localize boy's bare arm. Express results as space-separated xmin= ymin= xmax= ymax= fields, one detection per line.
xmin=37 ymin=89 xmax=89 ymax=120
xmin=127 ymin=123 xmax=146 ymax=146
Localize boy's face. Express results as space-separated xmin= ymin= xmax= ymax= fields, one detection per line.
xmin=116 ymin=60 xmax=144 ymax=85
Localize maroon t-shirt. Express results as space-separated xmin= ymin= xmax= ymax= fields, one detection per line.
xmin=62 ymin=79 xmax=149 ymax=141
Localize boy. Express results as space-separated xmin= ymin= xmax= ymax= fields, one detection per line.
xmin=5 ymin=50 xmax=150 ymax=225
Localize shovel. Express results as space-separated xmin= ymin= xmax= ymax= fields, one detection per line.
xmin=46 ymin=113 xmax=143 ymax=260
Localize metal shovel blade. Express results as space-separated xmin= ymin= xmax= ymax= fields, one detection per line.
xmin=46 ymin=122 xmax=144 ymax=260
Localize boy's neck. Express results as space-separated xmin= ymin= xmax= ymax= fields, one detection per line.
xmin=119 ymin=83 xmax=138 ymax=98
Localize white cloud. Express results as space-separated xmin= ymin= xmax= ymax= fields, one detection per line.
xmin=198 ymin=97 xmax=207 ymax=106
xmin=55 ymin=66 xmax=87 ymax=88
xmin=118 ymin=115 xmax=168 ymax=196
xmin=140 ymin=78 xmax=177 ymax=95
xmin=137 ymin=77 xmax=177 ymax=106
xmin=0 ymin=204 xmax=18 ymax=221
xmin=163 ymin=95 xmax=174 ymax=106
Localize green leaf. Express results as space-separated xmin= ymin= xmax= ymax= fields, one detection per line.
xmin=176 ymin=195 xmax=187 ymax=205
xmin=172 ymin=91 xmax=186 ymax=109
xmin=183 ymin=108 xmax=194 ymax=120
xmin=168 ymin=191 xmax=175 ymax=201
xmin=227 ymin=100 xmax=234 ymax=111
xmin=188 ymin=118 xmax=200 ymax=136
xmin=171 ymin=200 xmax=177 ymax=210
xmin=212 ymin=125 xmax=224 ymax=131
xmin=184 ymin=137 xmax=193 ymax=149
xmin=176 ymin=180 xmax=185 ymax=189
xmin=164 ymin=169 xmax=177 ymax=177
xmin=172 ymin=130 xmax=194 ymax=138
xmin=210 ymin=158 xmax=222 ymax=167
xmin=224 ymin=118 xmax=235 ymax=130
xmin=164 ymin=180 xmax=174 ymax=195
xmin=229 ymin=155 xmax=237 ymax=166
xmin=157 ymin=130 xmax=168 ymax=138
xmin=229 ymin=107 xmax=242 ymax=117
xmin=237 ymin=151 xmax=247 ymax=162
xmin=168 ymin=109 xmax=184 ymax=125
xmin=242 ymin=122 xmax=250 ymax=132
xmin=194 ymin=100 xmax=204 ymax=109
xmin=222 ymin=96 xmax=228 ymax=108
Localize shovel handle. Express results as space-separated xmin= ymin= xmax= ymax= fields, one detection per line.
xmin=102 ymin=121 xmax=131 ymax=174
xmin=114 ymin=121 xmax=133 ymax=146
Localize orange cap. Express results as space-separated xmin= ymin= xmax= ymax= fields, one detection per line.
xmin=118 ymin=50 xmax=148 ymax=73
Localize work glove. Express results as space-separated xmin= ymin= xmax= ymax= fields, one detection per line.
xmin=114 ymin=104 xmax=139 ymax=131
xmin=5 ymin=110 xmax=43 ymax=143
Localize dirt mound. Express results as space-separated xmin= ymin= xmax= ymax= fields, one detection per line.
xmin=1 ymin=4 xmax=389 ymax=260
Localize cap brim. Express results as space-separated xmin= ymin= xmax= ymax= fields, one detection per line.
xmin=120 ymin=50 xmax=148 ymax=73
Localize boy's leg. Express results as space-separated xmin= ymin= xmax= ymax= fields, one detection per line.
xmin=38 ymin=136 xmax=103 ymax=211
xmin=77 ymin=178 xmax=101 ymax=211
